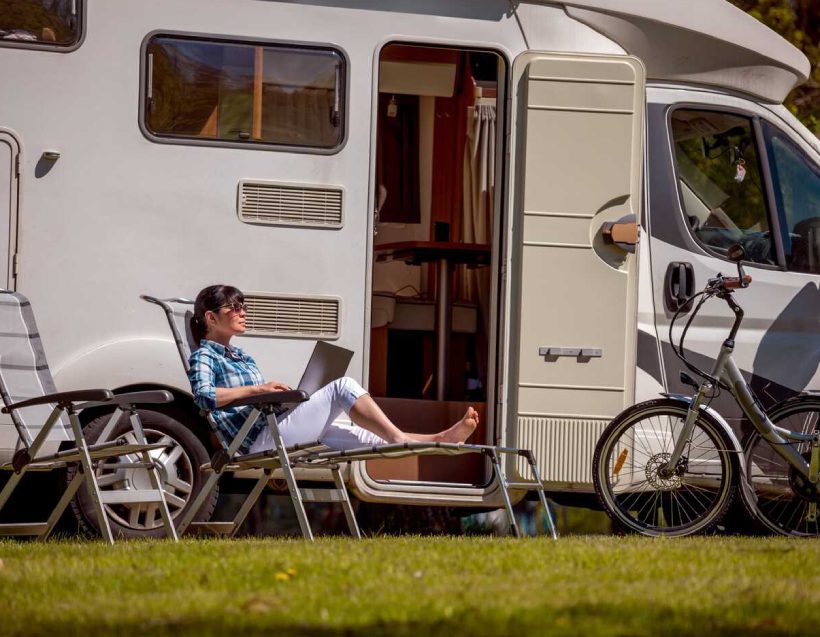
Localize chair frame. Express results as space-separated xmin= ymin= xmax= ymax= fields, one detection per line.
xmin=0 ymin=290 xmax=181 ymax=545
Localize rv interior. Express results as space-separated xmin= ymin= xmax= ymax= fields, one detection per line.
xmin=367 ymin=44 xmax=503 ymax=486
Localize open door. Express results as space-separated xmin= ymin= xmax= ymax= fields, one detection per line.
xmin=504 ymin=53 xmax=645 ymax=487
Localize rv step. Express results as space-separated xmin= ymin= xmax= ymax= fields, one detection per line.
xmin=186 ymin=522 xmax=236 ymax=535
xmin=100 ymin=490 xmax=164 ymax=504
xmin=299 ymin=488 xmax=346 ymax=503
xmin=0 ymin=522 xmax=48 ymax=535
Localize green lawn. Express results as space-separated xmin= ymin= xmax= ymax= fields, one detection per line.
xmin=0 ymin=536 xmax=817 ymax=637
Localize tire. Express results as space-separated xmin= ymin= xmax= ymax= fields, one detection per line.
xmin=68 ymin=409 xmax=218 ymax=539
xmin=592 ymin=399 xmax=736 ymax=537
xmin=741 ymin=396 xmax=820 ymax=537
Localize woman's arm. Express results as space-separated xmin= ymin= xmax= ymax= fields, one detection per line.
xmin=214 ymin=382 xmax=291 ymax=408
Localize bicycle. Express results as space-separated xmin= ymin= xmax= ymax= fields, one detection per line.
xmin=592 ymin=244 xmax=820 ymax=537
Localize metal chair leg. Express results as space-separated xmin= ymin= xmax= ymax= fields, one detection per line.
xmin=230 ymin=470 xmax=271 ymax=536
xmin=70 ymin=411 xmax=115 ymax=544
xmin=521 ymin=450 xmax=558 ymax=540
xmin=178 ymin=471 xmax=221 ymax=534
xmin=332 ymin=465 xmax=361 ymax=538
xmin=267 ymin=411 xmax=313 ymax=540
xmin=489 ymin=449 xmax=520 ymax=538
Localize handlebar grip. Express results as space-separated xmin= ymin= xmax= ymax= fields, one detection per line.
xmin=723 ymin=275 xmax=752 ymax=289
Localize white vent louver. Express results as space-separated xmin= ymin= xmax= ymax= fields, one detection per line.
xmin=244 ymin=294 xmax=341 ymax=339
xmin=239 ymin=181 xmax=343 ymax=228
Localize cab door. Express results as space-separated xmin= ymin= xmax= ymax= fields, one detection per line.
xmin=502 ymin=53 xmax=645 ymax=487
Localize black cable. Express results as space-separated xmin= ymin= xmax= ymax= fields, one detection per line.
xmin=668 ymin=288 xmax=729 ymax=389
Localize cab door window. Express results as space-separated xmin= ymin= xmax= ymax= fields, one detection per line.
xmin=671 ymin=109 xmax=775 ymax=265
xmin=763 ymin=121 xmax=820 ymax=275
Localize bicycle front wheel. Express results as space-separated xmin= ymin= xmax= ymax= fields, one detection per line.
xmin=593 ymin=399 xmax=736 ymax=537
xmin=742 ymin=395 xmax=820 ymax=537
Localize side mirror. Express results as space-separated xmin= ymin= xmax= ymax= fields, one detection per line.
xmin=727 ymin=244 xmax=746 ymax=263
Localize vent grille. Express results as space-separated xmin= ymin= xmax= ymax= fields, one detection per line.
xmin=239 ymin=181 xmax=343 ymax=228
xmin=512 ymin=416 xmax=609 ymax=485
xmin=244 ymin=294 xmax=340 ymax=339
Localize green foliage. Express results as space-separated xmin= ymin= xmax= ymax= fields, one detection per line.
xmin=1 ymin=536 xmax=820 ymax=637
xmin=728 ymin=0 xmax=820 ymax=135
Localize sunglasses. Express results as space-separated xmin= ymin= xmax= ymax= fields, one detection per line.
xmin=217 ymin=301 xmax=247 ymax=313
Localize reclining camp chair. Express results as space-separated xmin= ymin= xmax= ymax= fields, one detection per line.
xmin=143 ymin=294 xmax=557 ymax=540
xmin=0 ymin=291 xmax=178 ymax=543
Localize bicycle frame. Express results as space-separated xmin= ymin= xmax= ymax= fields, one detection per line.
xmin=663 ymin=291 xmax=820 ymax=516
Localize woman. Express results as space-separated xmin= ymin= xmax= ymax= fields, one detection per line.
xmin=188 ymin=284 xmax=478 ymax=454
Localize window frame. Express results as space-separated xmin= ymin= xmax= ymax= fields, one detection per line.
xmin=0 ymin=0 xmax=85 ymax=53
xmin=138 ymin=30 xmax=349 ymax=155
xmin=666 ymin=103 xmax=786 ymax=271
xmin=760 ymin=118 xmax=820 ymax=276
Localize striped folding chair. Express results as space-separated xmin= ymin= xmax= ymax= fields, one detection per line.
xmin=143 ymin=294 xmax=558 ymax=541
xmin=0 ymin=291 xmax=178 ymax=543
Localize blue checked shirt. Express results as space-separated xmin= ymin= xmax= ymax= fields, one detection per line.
xmin=188 ymin=339 xmax=267 ymax=452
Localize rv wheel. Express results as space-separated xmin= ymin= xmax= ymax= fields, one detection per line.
xmin=68 ymin=409 xmax=217 ymax=539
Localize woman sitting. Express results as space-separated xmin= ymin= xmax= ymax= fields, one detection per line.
xmin=188 ymin=284 xmax=478 ymax=454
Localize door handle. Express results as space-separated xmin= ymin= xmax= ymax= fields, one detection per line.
xmin=664 ymin=262 xmax=695 ymax=313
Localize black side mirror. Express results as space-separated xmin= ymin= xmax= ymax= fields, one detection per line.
xmin=727 ymin=244 xmax=746 ymax=263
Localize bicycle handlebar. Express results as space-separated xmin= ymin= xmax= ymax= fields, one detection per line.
xmin=706 ymin=274 xmax=752 ymax=293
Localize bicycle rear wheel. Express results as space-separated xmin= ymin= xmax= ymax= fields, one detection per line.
xmin=593 ymin=399 xmax=736 ymax=537
xmin=742 ymin=395 xmax=820 ymax=537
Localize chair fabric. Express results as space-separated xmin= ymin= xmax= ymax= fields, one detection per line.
xmin=0 ymin=292 xmax=71 ymax=445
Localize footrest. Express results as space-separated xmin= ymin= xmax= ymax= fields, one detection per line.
xmin=505 ymin=482 xmax=545 ymax=489
xmin=186 ymin=521 xmax=236 ymax=535
xmin=299 ymin=488 xmax=347 ymax=503
xmin=100 ymin=490 xmax=164 ymax=504
xmin=0 ymin=522 xmax=48 ymax=536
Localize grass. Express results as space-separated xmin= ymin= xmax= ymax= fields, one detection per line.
xmin=0 ymin=535 xmax=818 ymax=637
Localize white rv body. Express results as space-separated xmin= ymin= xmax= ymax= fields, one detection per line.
xmin=0 ymin=0 xmax=816 ymax=516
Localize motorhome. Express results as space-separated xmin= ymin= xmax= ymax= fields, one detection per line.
xmin=0 ymin=0 xmax=817 ymax=536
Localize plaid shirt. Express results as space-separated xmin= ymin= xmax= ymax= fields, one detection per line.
xmin=188 ymin=339 xmax=267 ymax=451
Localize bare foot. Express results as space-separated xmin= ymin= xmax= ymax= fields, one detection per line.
xmin=436 ymin=407 xmax=479 ymax=444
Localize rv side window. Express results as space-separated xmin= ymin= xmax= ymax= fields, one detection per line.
xmin=144 ymin=35 xmax=345 ymax=150
xmin=762 ymin=121 xmax=820 ymax=275
xmin=0 ymin=0 xmax=82 ymax=49
xmin=671 ymin=109 xmax=775 ymax=266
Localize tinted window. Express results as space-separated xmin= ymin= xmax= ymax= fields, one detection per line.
xmin=763 ymin=122 xmax=820 ymax=275
xmin=671 ymin=110 xmax=774 ymax=265
xmin=0 ymin=0 xmax=81 ymax=48
xmin=145 ymin=35 xmax=344 ymax=150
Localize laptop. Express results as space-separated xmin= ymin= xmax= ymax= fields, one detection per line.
xmin=295 ymin=340 xmax=354 ymax=396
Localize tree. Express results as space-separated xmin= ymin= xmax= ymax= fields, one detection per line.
xmin=728 ymin=0 xmax=820 ymax=135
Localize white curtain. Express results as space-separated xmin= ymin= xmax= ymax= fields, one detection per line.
xmin=461 ymin=101 xmax=496 ymax=380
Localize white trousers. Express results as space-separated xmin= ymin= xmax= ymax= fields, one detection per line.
xmin=248 ymin=377 xmax=387 ymax=453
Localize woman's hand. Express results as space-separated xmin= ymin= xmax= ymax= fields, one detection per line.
xmin=214 ymin=381 xmax=292 ymax=407
xmin=257 ymin=381 xmax=292 ymax=393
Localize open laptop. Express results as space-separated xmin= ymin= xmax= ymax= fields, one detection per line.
xmin=295 ymin=340 xmax=354 ymax=396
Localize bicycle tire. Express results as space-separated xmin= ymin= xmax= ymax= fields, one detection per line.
xmin=741 ymin=395 xmax=820 ymax=537
xmin=593 ymin=398 xmax=736 ymax=537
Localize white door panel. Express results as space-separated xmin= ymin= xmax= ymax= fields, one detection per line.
xmin=505 ymin=53 xmax=645 ymax=486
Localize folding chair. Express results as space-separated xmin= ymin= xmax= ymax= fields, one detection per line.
xmin=0 ymin=291 xmax=178 ymax=543
xmin=143 ymin=294 xmax=557 ymax=540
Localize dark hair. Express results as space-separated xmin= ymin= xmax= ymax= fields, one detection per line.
xmin=190 ymin=284 xmax=244 ymax=346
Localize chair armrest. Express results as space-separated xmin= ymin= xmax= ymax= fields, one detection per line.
xmin=2 ymin=389 xmax=114 ymax=413
xmin=226 ymin=389 xmax=309 ymax=409
xmin=76 ymin=390 xmax=174 ymax=411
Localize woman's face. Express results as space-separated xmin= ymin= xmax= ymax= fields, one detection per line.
xmin=205 ymin=300 xmax=247 ymax=343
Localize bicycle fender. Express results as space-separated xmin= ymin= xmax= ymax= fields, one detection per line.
xmin=660 ymin=393 xmax=756 ymax=503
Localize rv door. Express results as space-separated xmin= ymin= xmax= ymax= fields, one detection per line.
xmin=503 ymin=53 xmax=645 ymax=487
